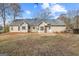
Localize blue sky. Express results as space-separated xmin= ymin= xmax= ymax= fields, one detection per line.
xmin=20 ymin=3 xmax=79 ymax=19
xmin=0 ymin=3 xmax=79 ymax=25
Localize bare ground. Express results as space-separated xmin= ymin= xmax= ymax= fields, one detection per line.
xmin=0 ymin=33 xmax=79 ymax=56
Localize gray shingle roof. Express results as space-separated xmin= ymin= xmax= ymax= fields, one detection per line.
xmin=30 ymin=19 xmax=65 ymax=26
xmin=10 ymin=19 xmax=65 ymax=26
xmin=10 ymin=19 xmax=29 ymax=26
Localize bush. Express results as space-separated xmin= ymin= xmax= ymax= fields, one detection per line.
xmin=4 ymin=25 xmax=9 ymax=33
xmin=73 ymin=29 xmax=79 ymax=34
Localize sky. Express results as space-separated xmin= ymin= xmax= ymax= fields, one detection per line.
xmin=0 ymin=3 xmax=79 ymax=25
xmin=20 ymin=3 xmax=79 ymax=19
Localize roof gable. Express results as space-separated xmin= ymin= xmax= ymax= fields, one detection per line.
xmin=38 ymin=21 xmax=48 ymax=26
xmin=10 ymin=19 xmax=29 ymax=26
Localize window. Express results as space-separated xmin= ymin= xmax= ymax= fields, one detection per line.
xmin=28 ymin=26 xmax=30 ymax=29
xmin=18 ymin=26 xmax=20 ymax=31
xmin=40 ymin=27 xmax=44 ymax=31
xmin=11 ymin=27 xmax=13 ymax=30
xmin=22 ymin=26 xmax=26 ymax=30
xmin=33 ymin=27 xmax=35 ymax=29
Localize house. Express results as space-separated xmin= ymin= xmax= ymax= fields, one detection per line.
xmin=9 ymin=19 xmax=66 ymax=33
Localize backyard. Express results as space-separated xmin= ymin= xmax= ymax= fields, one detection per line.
xmin=0 ymin=33 xmax=79 ymax=56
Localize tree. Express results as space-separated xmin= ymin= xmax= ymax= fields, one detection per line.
xmin=72 ymin=10 xmax=79 ymax=29
xmin=0 ymin=3 xmax=10 ymax=32
xmin=58 ymin=9 xmax=79 ymax=29
xmin=74 ymin=15 xmax=79 ymax=29
xmin=58 ymin=14 xmax=72 ymax=30
xmin=34 ymin=8 xmax=53 ymax=20
xmin=0 ymin=3 xmax=22 ymax=32
xmin=10 ymin=3 xmax=22 ymax=20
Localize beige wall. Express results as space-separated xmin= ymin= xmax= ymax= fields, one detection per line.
xmin=30 ymin=26 xmax=38 ymax=32
xmin=38 ymin=22 xmax=47 ymax=33
xmin=20 ymin=23 xmax=28 ymax=32
xmin=38 ymin=22 xmax=66 ymax=33
xmin=51 ymin=26 xmax=66 ymax=32
xmin=9 ymin=23 xmax=28 ymax=32
xmin=46 ymin=26 xmax=52 ymax=33
xmin=9 ymin=21 xmax=66 ymax=33
xmin=9 ymin=26 xmax=19 ymax=32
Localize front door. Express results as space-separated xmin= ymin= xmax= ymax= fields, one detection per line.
xmin=45 ymin=26 xmax=51 ymax=33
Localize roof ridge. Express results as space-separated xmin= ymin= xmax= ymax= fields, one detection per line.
xmin=10 ymin=19 xmax=65 ymax=26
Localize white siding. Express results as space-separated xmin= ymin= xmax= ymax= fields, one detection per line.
xmin=9 ymin=21 xmax=66 ymax=33
xmin=38 ymin=22 xmax=66 ymax=33
xmin=38 ymin=22 xmax=47 ymax=33
xmin=51 ymin=26 xmax=66 ymax=32
xmin=20 ymin=23 xmax=28 ymax=32
xmin=30 ymin=26 xmax=38 ymax=32
xmin=9 ymin=23 xmax=28 ymax=32
xmin=9 ymin=26 xmax=19 ymax=32
xmin=46 ymin=26 xmax=52 ymax=33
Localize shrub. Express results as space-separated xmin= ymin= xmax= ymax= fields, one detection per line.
xmin=4 ymin=25 xmax=9 ymax=33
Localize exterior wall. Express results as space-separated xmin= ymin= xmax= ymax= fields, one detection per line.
xmin=9 ymin=26 xmax=19 ymax=32
xmin=38 ymin=21 xmax=66 ymax=33
xmin=38 ymin=22 xmax=66 ymax=33
xmin=9 ymin=21 xmax=66 ymax=33
xmin=20 ymin=23 xmax=28 ymax=32
xmin=46 ymin=26 xmax=52 ymax=33
xmin=9 ymin=23 xmax=28 ymax=32
xmin=30 ymin=26 xmax=38 ymax=32
xmin=38 ymin=22 xmax=48 ymax=33
xmin=51 ymin=26 xmax=66 ymax=32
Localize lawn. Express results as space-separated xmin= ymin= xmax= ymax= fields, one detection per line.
xmin=0 ymin=33 xmax=79 ymax=56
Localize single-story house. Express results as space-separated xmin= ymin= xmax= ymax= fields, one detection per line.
xmin=9 ymin=19 xmax=66 ymax=33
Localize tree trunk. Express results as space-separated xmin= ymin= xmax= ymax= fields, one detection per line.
xmin=14 ymin=14 xmax=16 ymax=20
xmin=76 ymin=17 xmax=79 ymax=29
xmin=3 ymin=17 xmax=6 ymax=32
xmin=3 ymin=4 xmax=6 ymax=32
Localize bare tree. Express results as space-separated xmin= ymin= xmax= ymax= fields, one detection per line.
xmin=58 ymin=14 xmax=72 ymax=30
xmin=72 ymin=10 xmax=79 ymax=29
xmin=74 ymin=15 xmax=79 ymax=29
xmin=0 ymin=3 xmax=10 ymax=32
xmin=10 ymin=3 xmax=22 ymax=20
xmin=0 ymin=3 xmax=22 ymax=32
xmin=58 ymin=9 xmax=79 ymax=32
xmin=34 ymin=8 xmax=53 ymax=20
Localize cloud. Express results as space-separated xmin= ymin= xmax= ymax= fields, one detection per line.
xmin=41 ymin=3 xmax=67 ymax=13
xmin=41 ymin=3 xmax=50 ymax=9
xmin=41 ymin=3 xmax=56 ymax=9
xmin=51 ymin=4 xmax=67 ymax=13
xmin=25 ymin=10 xmax=31 ymax=15
xmin=41 ymin=3 xmax=67 ymax=19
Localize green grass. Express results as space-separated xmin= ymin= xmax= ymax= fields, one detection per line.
xmin=0 ymin=33 xmax=79 ymax=56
